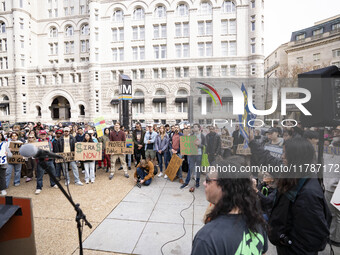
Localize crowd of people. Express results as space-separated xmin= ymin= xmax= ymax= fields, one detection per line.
xmin=0 ymin=120 xmax=340 ymax=254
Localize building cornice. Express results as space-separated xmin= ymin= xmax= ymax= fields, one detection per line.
xmin=285 ymin=34 xmax=340 ymax=53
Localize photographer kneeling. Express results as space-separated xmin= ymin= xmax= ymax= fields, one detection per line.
xmin=134 ymin=159 xmax=154 ymax=187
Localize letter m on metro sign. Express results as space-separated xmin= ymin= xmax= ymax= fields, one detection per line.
xmin=119 ymin=74 xmax=132 ymax=101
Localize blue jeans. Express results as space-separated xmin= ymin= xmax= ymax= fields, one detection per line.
xmin=156 ymin=151 xmax=168 ymax=172
xmin=136 ymin=167 xmax=152 ymax=186
xmin=62 ymin=161 xmax=80 ymax=183
xmin=185 ymin=155 xmax=202 ymax=185
xmin=55 ymin=163 xmax=62 ymax=178
xmin=126 ymin=154 xmax=131 ymax=168
xmin=6 ymin=164 xmax=22 ymax=188
xmin=37 ymin=160 xmax=56 ymax=190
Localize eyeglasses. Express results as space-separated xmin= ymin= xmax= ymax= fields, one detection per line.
xmin=28 ymin=137 xmax=35 ymax=139
xmin=205 ymin=176 xmax=218 ymax=184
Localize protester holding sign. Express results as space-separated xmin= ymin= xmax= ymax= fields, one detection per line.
xmin=57 ymin=127 xmax=83 ymax=186
xmin=98 ymin=128 xmax=111 ymax=172
xmin=82 ymin=133 xmax=96 ymax=184
xmin=0 ymin=133 xmax=12 ymax=196
xmin=154 ymin=125 xmax=169 ymax=177
xmin=35 ymin=130 xmax=58 ymax=195
xmin=22 ymin=134 xmax=37 ymax=183
xmin=109 ymin=123 xmax=129 ymax=180
xmin=5 ymin=132 xmax=23 ymax=188
xmin=169 ymin=124 xmax=184 ymax=183
xmin=181 ymin=124 xmax=205 ymax=189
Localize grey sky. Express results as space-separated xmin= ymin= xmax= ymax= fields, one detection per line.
xmin=265 ymin=0 xmax=340 ymax=56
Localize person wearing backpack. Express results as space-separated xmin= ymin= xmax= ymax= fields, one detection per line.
xmin=248 ymin=133 xmax=331 ymax=255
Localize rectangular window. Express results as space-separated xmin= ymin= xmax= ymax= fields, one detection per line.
xmin=221 ymin=66 xmax=227 ymax=76
xmin=161 ymin=68 xmax=166 ymax=78
xmin=183 ymin=67 xmax=189 ymax=77
xmin=153 ymin=68 xmax=159 ymax=79
xmin=250 ymin=64 xmax=256 ymax=75
xmin=230 ymin=65 xmax=236 ymax=76
xmin=111 ymin=70 xmax=117 ymax=80
xmin=229 ymin=20 xmax=236 ymax=34
xmin=229 ymin=41 xmax=236 ymax=56
xmin=175 ymin=67 xmax=181 ymax=78
xmin=251 ymin=21 xmax=255 ymax=31
xmin=198 ymin=67 xmax=204 ymax=77
xmin=221 ymin=41 xmax=228 ymax=56
xmin=132 ymin=69 xmax=137 ymax=79
xmin=139 ymin=69 xmax=145 ymax=79
xmin=251 ymin=43 xmax=255 ymax=54
xmin=313 ymin=53 xmax=320 ymax=62
xmin=296 ymin=34 xmax=305 ymax=40
xmin=332 ymin=23 xmax=340 ymax=31
xmin=198 ymin=21 xmax=212 ymax=36
xmin=206 ymin=66 xmax=212 ymax=77
xmin=312 ymin=28 xmax=323 ymax=36
xmin=221 ymin=20 xmax=228 ymax=34
xmin=332 ymin=48 xmax=340 ymax=58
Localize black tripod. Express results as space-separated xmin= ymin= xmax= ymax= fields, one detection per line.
xmin=38 ymin=159 xmax=92 ymax=255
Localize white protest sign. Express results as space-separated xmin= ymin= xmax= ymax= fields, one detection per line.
xmin=0 ymin=141 xmax=7 ymax=164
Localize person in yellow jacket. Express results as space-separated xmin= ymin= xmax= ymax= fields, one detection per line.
xmin=134 ymin=159 xmax=154 ymax=186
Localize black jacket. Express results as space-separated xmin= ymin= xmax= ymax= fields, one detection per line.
xmin=249 ymin=140 xmax=331 ymax=254
xmin=57 ymin=135 xmax=76 ymax=152
xmin=132 ymin=129 xmax=145 ymax=148
xmin=206 ymin=132 xmax=221 ymax=155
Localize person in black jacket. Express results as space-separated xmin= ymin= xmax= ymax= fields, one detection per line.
xmin=57 ymin=127 xmax=83 ymax=186
xmin=232 ymin=125 xmax=244 ymax=154
xmin=206 ymin=126 xmax=221 ymax=165
xmin=132 ymin=122 xmax=145 ymax=166
xmin=249 ymin=132 xmax=331 ymax=255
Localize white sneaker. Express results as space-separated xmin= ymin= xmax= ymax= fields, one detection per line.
xmin=75 ymin=181 xmax=83 ymax=186
xmin=14 ymin=183 xmax=20 ymax=187
xmin=158 ymin=172 xmax=163 ymax=177
xmin=65 ymin=180 xmax=70 ymax=185
xmin=82 ymin=170 xmax=85 ymax=174
xmin=91 ymin=180 xmax=95 ymax=184
xmin=35 ymin=189 xmax=42 ymax=195
xmin=1 ymin=190 xmax=7 ymax=196
xmin=52 ymin=185 xmax=58 ymax=189
xmin=85 ymin=180 xmax=89 ymax=184
xmin=164 ymin=174 xmax=168 ymax=179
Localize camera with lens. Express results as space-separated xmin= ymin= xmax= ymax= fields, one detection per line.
xmin=136 ymin=179 xmax=141 ymax=188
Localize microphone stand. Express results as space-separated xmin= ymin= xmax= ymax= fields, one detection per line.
xmin=38 ymin=158 xmax=92 ymax=255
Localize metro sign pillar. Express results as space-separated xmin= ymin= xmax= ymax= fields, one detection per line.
xmin=118 ymin=74 xmax=132 ymax=129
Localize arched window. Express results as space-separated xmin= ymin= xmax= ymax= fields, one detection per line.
xmin=36 ymin=106 xmax=42 ymax=117
xmin=133 ymin=7 xmax=145 ymax=20
xmin=155 ymin=89 xmax=166 ymax=96
xmin=177 ymin=89 xmax=188 ymax=96
xmin=81 ymin=24 xmax=89 ymax=35
xmin=154 ymin=5 xmax=166 ymax=18
xmin=200 ymin=1 xmax=212 ymax=14
xmin=134 ymin=90 xmax=144 ymax=97
xmin=177 ymin=3 xmax=189 ymax=16
xmin=222 ymin=0 xmax=236 ymax=13
xmin=65 ymin=25 xmax=74 ymax=36
xmin=0 ymin=22 xmax=5 ymax=33
xmin=0 ymin=95 xmax=10 ymax=116
xmin=133 ymin=90 xmax=144 ymax=115
xmin=113 ymin=9 xmax=124 ymax=22
xmin=49 ymin=27 xmax=58 ymax=37
xmin=79 ymin=105 xmax=85 ymax=116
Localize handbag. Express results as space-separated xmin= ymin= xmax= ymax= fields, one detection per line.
xmin=201 ymin=146 xmax=210 ymax=167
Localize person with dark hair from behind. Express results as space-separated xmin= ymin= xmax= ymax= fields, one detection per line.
xmin=248 ymin=131 xmax=331 ymax=254
xmin=134 ymin=159 xmax=154 ymax=187
xmin=191 ymin=159 xmax=268 ymax=255
xmin=303 ymin=130 xmax=319 ymax=146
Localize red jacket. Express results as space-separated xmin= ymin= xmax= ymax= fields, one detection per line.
xmin=109 ymin=130 xmax=126 ymax=142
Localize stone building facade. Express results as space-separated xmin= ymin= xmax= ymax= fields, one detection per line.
xmin=0 ymin=0 xmax=264 ymax=125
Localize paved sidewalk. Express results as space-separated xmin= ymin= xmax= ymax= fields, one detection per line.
xmin=83 ymin=177 xmax=208 ymax=255
xmin=82 ymin=176 xmax=339 ymax=255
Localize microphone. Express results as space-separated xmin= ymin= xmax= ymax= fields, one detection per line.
xmin=19 ymin=143 xmax=64 ymax=159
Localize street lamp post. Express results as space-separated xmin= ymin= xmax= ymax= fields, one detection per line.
xmin=265 ymin=71 xmax=277 ymax=110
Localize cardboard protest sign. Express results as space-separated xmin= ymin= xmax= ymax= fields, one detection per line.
xmin=221 ymin=135 xmax=233 ymax=149
xmin=180 ymin=136 xmax=198 ymax=155
xmin=236 ymin=143 xmax=251 ymax=155
xmin=0 ymin=141 xmax=8 ymax=165
xmin=94 ymin=117 xmax=107 ymax=138
xmin=55 ymin=152 xmax=75 ymax=163
xmin=264 ymin=144 xmax=283 ymax=159
xmin=75 ymin=143 xmax=102 ymax=161
xmin=164 ymin=154 xmax=183 ymax=181
xmin=8 ymin=142 xmax=25 ymax=164
xmin=3 ymin=122 xmax=10 ymax=132
xmin=331 ymin=180 xmax=340 ymax=212
xmin=30 ymin=141 xmax=50 ymax=151
xmin=105 ymin=141 xmax=134 ymax=154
